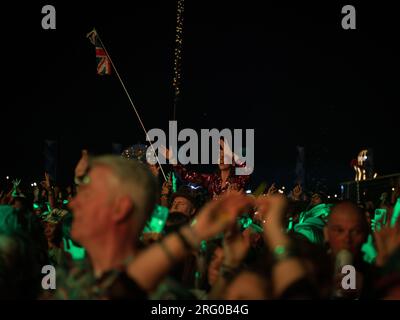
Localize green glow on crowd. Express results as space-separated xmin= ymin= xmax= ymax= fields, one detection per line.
xmin=274 ymin=245 xmax=285 ymax=255
xmin=372 ymin=208 xmax=387 ymax=231
xmin=200 ymin=240 xmax=207 ymax=252
xmin=143 ymin=205 xmax=169 ymax=233
xmin=172 ymin=172 xmax=177 ymax=193
xmin=390 ymin=197 xmax=400 ymax=227
xmin=63 ymin=238 xmax=85 ymax=260
xmin=361 ymin=234 xmax=377 ymax=264
xmin=239 ymin=216 xmax=253 ymax=229
xmin=287 ymin=217 xmax=294 ymax=231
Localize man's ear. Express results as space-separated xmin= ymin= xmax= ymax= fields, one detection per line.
xmin=112 ymin=195 xmax=134 ymax=222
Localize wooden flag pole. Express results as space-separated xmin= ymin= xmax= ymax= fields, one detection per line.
xmin=91 ymin=28 xmax=168 ymax=182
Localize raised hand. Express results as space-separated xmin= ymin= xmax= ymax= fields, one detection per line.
xmin=159 ymin=145 xmax=176 ymax=164
xmin=191 ymin=192 xmax=254 ymax=241
xmin=159 ymin=145 xmax=168 ymax=160
xmin=159 ymin=145 xmax=173 ymax=160
xmin=219 ymin=138 xmax=239 ymax=164
xmin=33 ymin=186 xmax=40 ymax=200
xmin=256 ymin=194 xmax=288 ymax=244
xmin=126 ymin=192 xmax=253 ymax=293
xmin=161 ymin=175 xmax=172 ymax=195
xmin=223 ymin=227 xmax=251 ymax=268
xmin=40 ymin=172 xmax=52 ymax=191
xmin=292 ymin=184 xmax=303 ymax=200
xmin=374 ymin=225 xmax=400 ymax=267
xmin=45 ymin=172 xmax=51 ymax=189
xmin=12 ymin=179 xmax=21 ymax=190
xmin=266 ymin=183 xmax=278 ymax=196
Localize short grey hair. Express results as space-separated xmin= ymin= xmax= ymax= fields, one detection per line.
xmin=89 ymin=155 xmax=159 ymax=228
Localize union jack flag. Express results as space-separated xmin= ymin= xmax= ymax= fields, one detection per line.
xmin=86 ymin=29 xmax=112 ymax=75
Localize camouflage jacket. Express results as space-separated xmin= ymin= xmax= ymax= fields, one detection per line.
xmin=46 ymin=258 xmax=146 ymax=300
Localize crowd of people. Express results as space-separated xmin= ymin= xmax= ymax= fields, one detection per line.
xmin=0 ymin=142 xmax=400 ymax=300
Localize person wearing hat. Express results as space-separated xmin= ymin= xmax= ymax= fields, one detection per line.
xmin=293 ymin=191 xmax=332 ymax=245
xmin=164 ymin=186 xmax=199 ymax=235
xmin=170 ymin=186 xmax=197 ymax=217
xmin=308 ymin=191 xmax=327 ymax=210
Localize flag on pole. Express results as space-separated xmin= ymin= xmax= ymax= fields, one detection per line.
xmin=86 ymin=29 xmax=112 ymax=75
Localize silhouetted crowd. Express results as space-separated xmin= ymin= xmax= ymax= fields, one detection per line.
xmin=1 ymin=147 xmax=399 ymax=300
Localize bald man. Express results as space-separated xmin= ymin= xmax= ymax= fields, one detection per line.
xmin=324 ymin=201 xmax=375 ymax=299
xmin=324 ymin=201 xmax=369 ymax=259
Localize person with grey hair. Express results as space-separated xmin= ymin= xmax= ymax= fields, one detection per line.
xmin=48 ymin=150 xmax=159 ymax=299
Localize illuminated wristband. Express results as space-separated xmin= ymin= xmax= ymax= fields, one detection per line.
xmin=272 ymin=244 xmax=297 ymax=263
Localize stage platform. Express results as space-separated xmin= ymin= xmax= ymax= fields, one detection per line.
xmin=341 ymin=173 xmax=400 ymax=203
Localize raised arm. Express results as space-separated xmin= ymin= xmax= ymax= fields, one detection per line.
xmin=41 ymin=172 xmax=55 ymax=210
xmin=161 ymin=145 xmax=213 ymax=188
xmin=208 ymin=227 xmax=251 ymax=299
xmin=173 ymin=164 xmax=213 ymax=188
xmin=126 ymin=192 xmax=253 ymax=292
xmin=257 ymin=194 xmax=309 ymax=298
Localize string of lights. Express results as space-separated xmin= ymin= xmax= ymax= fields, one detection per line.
xmin=172 ymin=0 xmax=185 ymax=120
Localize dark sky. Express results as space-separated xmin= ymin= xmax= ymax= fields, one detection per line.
xmin=1 ymin=1 xmax=399 ymax=193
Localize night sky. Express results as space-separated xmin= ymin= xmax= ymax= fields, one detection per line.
xmin=1 ymin=1 xmax=399 ymax=193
